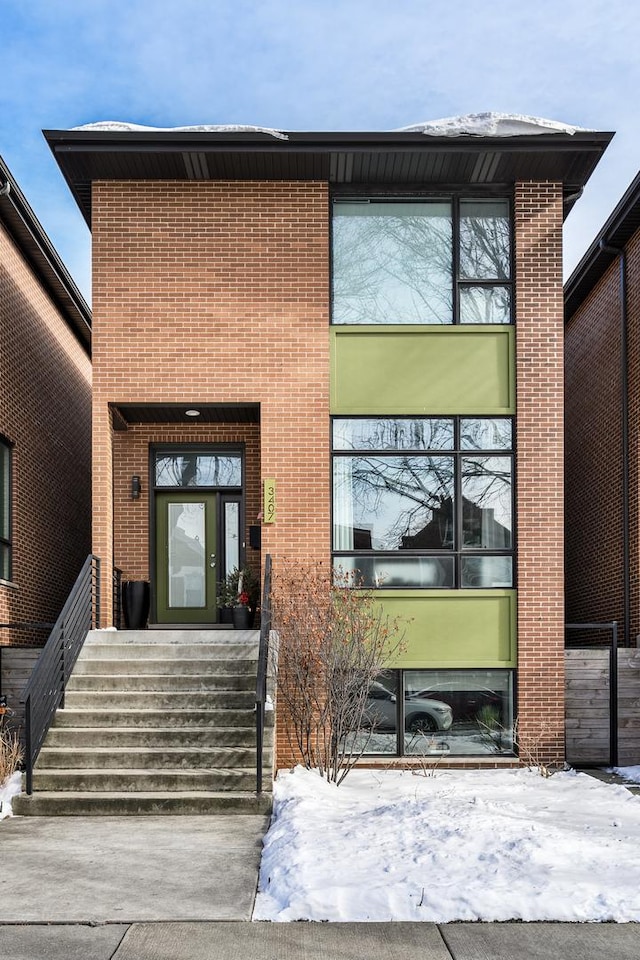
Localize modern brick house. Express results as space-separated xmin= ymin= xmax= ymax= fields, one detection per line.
xmin=0 ymin=155 xmax=92 ymax=643
xmin=44 ymin=118 xmax=612 ymax=772
xmin=565 ymin=172 xmax=640 ymax=647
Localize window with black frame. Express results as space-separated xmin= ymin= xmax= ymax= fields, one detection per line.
xmin=332 ymin=197 xmax=512 ymax=325
xmin=347 ymin=668 xmax=515 ymax=757
xmin=0 ymin=439 xmax=11 ymax=581
xmin=332 ymin=417 xmax=513 ymax=588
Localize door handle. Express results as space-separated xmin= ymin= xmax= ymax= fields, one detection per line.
xmin=209 ymin=553 xmax=217 ymax=569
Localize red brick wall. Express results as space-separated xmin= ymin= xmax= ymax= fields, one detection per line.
xmin=91 ymin=178 xmax=331 ymax=613
xmin=515 ymin=181 xmax=566 ymax=764
xmin=565 ymin=257 xmax=624 ymax=630
xmin=565 ymin=227 xmax=640 ymax=645
xmin=0 ymin=221 xmax=92 ymax=646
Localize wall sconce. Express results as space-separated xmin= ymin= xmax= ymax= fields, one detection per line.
xmin=131 ymin=475 xmax=141 ymax=500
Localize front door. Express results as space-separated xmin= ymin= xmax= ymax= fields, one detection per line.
xmin=155 ymin=492 xmax=217 ymax=624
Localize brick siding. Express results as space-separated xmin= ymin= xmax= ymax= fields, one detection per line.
xmin=565 ymin=227 xmax=640 ymax=645
xmin=0 ymin=221 xmax=92 ymax=645
xmin=515 ymin=181 xmax=566 ymax=764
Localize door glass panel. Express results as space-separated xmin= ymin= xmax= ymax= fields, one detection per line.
xmin=225 ymin=502 xmax=240 ymax=577
xmin=155 ymin=453 xmax=241 ymax=487
xmin=168 ymin=501 xmax=206 ymax=608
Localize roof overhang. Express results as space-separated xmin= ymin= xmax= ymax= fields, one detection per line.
xmin=43 ymin=128 xmax=614 ymax=229
xmin=565 ymin=170 xmax=640 ymax=321
xmin=0 ymin=155 xmax=91 ymax=354
xmin=110 ymin=402 xmax=260 ymax=431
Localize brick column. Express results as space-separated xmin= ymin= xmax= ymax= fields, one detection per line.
xmin=515 ymin=181 xmax=565 ymax=765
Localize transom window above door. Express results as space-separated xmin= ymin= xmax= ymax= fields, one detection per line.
xmin=332 ymin=197 xmax=512 ymax=326
xmin=154 ymin=452 xmax=242 ymax=488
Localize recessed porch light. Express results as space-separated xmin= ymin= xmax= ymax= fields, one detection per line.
xmin=185 ymin=409 xmax=201 ymax=417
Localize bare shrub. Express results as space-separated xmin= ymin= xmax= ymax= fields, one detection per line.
xmin=0 ymin=726 xmax=23 ymax=785
xmin=271 ymin=561 xmax=405 ymax=785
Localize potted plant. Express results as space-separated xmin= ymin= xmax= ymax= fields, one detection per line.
xmin=220 ymin=566 xmax=260 ymax=629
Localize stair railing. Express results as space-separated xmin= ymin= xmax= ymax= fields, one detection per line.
xmin=20 ymin=554 xmax=100 ymax=794
xmin=255 ymin=553 xmax=272 ymax=795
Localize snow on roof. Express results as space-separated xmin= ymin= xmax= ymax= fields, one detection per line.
xmin=394 ymin=112 xmax=591 ymax=137
xmin=71 ymin=113 xmax=591 ymax=141
xmin=71 ymin=121 xmax=288 ymax=140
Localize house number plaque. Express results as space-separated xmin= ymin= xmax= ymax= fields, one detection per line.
xmin=263 ymin=478 xmax=276 ymax=524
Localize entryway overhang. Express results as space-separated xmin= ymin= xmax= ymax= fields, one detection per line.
xmin=109 ymin=402 xmax=260 ymax=431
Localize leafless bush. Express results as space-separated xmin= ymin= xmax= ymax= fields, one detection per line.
xmin=271 ymin=561 xmax=405 ymax=784
xmin=0 ymin=726 xmax=23 ymax=785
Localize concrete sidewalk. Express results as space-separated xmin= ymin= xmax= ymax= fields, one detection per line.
xmin=0 ymin=815 xmax=268 ymax=922
xmin=1 ymin=921 xmax=639 ymax=960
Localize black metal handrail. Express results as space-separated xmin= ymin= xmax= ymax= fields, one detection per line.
xmin=113 ymin=566 xmax=123 ymax=629
xmin=21 ymin=555 xmax=100 ymax=794
xmin=566 ymin=621 xmax=618 ymax=767
xmin=256 ymin=554 xmax=272 ymax=795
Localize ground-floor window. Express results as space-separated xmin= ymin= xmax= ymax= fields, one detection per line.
xmin=350 ymin=668 xmax=514 ymax=757
xmin=0 ymin=439 xmax=11 ymax=581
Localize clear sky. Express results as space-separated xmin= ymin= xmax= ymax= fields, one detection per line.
xmin=1 ymin=0 xmax=639 ymax=303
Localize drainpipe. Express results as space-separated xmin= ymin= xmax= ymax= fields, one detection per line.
xmin=599 ymin=238 xmax=630 ymax=646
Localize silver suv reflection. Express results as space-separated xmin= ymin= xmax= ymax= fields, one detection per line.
xmin=364 ymin=681 xmax=453 ymax=733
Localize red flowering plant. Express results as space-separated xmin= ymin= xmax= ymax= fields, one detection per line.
xmin=238 ymin=590 xmax=250 ymax=607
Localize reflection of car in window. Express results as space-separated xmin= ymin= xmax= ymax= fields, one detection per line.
xmin=409 ymin=683 xmax=502 ymax=722
xmin=363 ymin=682 xmax=453 ymax=733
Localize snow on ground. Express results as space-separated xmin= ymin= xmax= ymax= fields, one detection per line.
xmin=253 ymin=766 xmax=640 ymax=923
xmin=0 ymin=772 xmax=22 ymax=820
xmin=613 ymin=765 xmax=640 ymax=783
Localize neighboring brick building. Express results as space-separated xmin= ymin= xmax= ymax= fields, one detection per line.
xmin=0 ymin=155 xmax=92 ymax=648
xmin=45 ymin=118 xmax=611 ymax=767
xmin=565 ymin=172 xmax=640 ymax=648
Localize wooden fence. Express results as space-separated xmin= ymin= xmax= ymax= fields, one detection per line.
xmin=565 ymin=647 xmax=640 ymax=766
xmin=0 ymin=646 xmax=41 ymax=734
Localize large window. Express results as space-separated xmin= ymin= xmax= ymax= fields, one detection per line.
xmin=351 ymin=668 xmax=515 ymax=757
xmin=332 ymin=197 xmax=512 ymax=325
xmin=0 ymin=439 xmax=11 ymax=581
xmin=332 ymin=417 xmax=513 ymax=588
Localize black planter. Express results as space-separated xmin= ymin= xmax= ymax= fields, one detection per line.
xmin=122 ymin=580 xmax=150 ymax=629
xmin=232 ymin=605 xmax=251 ymax=630
xmin=220 ymin=607 xmax=234 ymax=625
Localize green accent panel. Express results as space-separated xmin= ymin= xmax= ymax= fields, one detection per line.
xmin=377 ymin=589 xmax=517 ymax=669
xmin=331 ymin=326 xmax=515 ymax=414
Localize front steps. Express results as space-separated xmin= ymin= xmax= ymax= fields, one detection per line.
xmin=14 ymin=629 xmax=273 ymax=816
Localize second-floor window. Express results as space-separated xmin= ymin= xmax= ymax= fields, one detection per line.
xmin=332 ymin=417 xmax=514 ymax=589
xmin=332 ymin=197 xmax=512 ymax=325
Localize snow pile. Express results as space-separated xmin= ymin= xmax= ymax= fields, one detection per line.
xmin=613 ymin=765 xmax=640 ymax=783
xmin=395 ymin=112 xmax=589 ymax=137
xmin=0 ymin=772 xmax=22 ymax=821
xmin=254 ymin=766 xmax=640 ymax=922
xmin=72 ymin=122 xmax=288 ymax=140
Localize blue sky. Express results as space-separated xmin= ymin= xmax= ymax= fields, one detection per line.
xmin=1 ymin=0 xmax=639 ymax=302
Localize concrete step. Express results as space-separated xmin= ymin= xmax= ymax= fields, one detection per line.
xmin=70 ymin=659 xmax=257 ymax=677
xmin=85 ymin=629 xmax=259 ymax=645
xmin=37 ymin=745 xmax=271 ymax=769
xmin=13 ymin=790 xmax=272 ymax=816
xmin=63 ymin=690 xmax=255 ymax=710
xmin=77 ymin=643 xmax=259 ymax=661
xmin=44 ymin=725 xmax=259 ymax=749
xmin=67 ymin=672 xmax=256 ymax=692
xmin=31 ymin=767 xmax=264 ymax=793
xmin=52 ymin=708 xmax=260 ymax=728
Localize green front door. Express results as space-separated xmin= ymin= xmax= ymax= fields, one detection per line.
xmin=155 ymin=492 xmax=217 ymax=624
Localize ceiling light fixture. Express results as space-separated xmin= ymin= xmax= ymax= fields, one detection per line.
xmin=185 ymin=409 xmax=201 ymax=417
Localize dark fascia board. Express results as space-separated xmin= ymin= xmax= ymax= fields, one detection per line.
xmin=0 ymin=155 xmax=91 ymax=354
xmin=44 ymin=127 xmax=614 ymax=228
xmin=565 ymin=169 xmax=640 ymax=321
